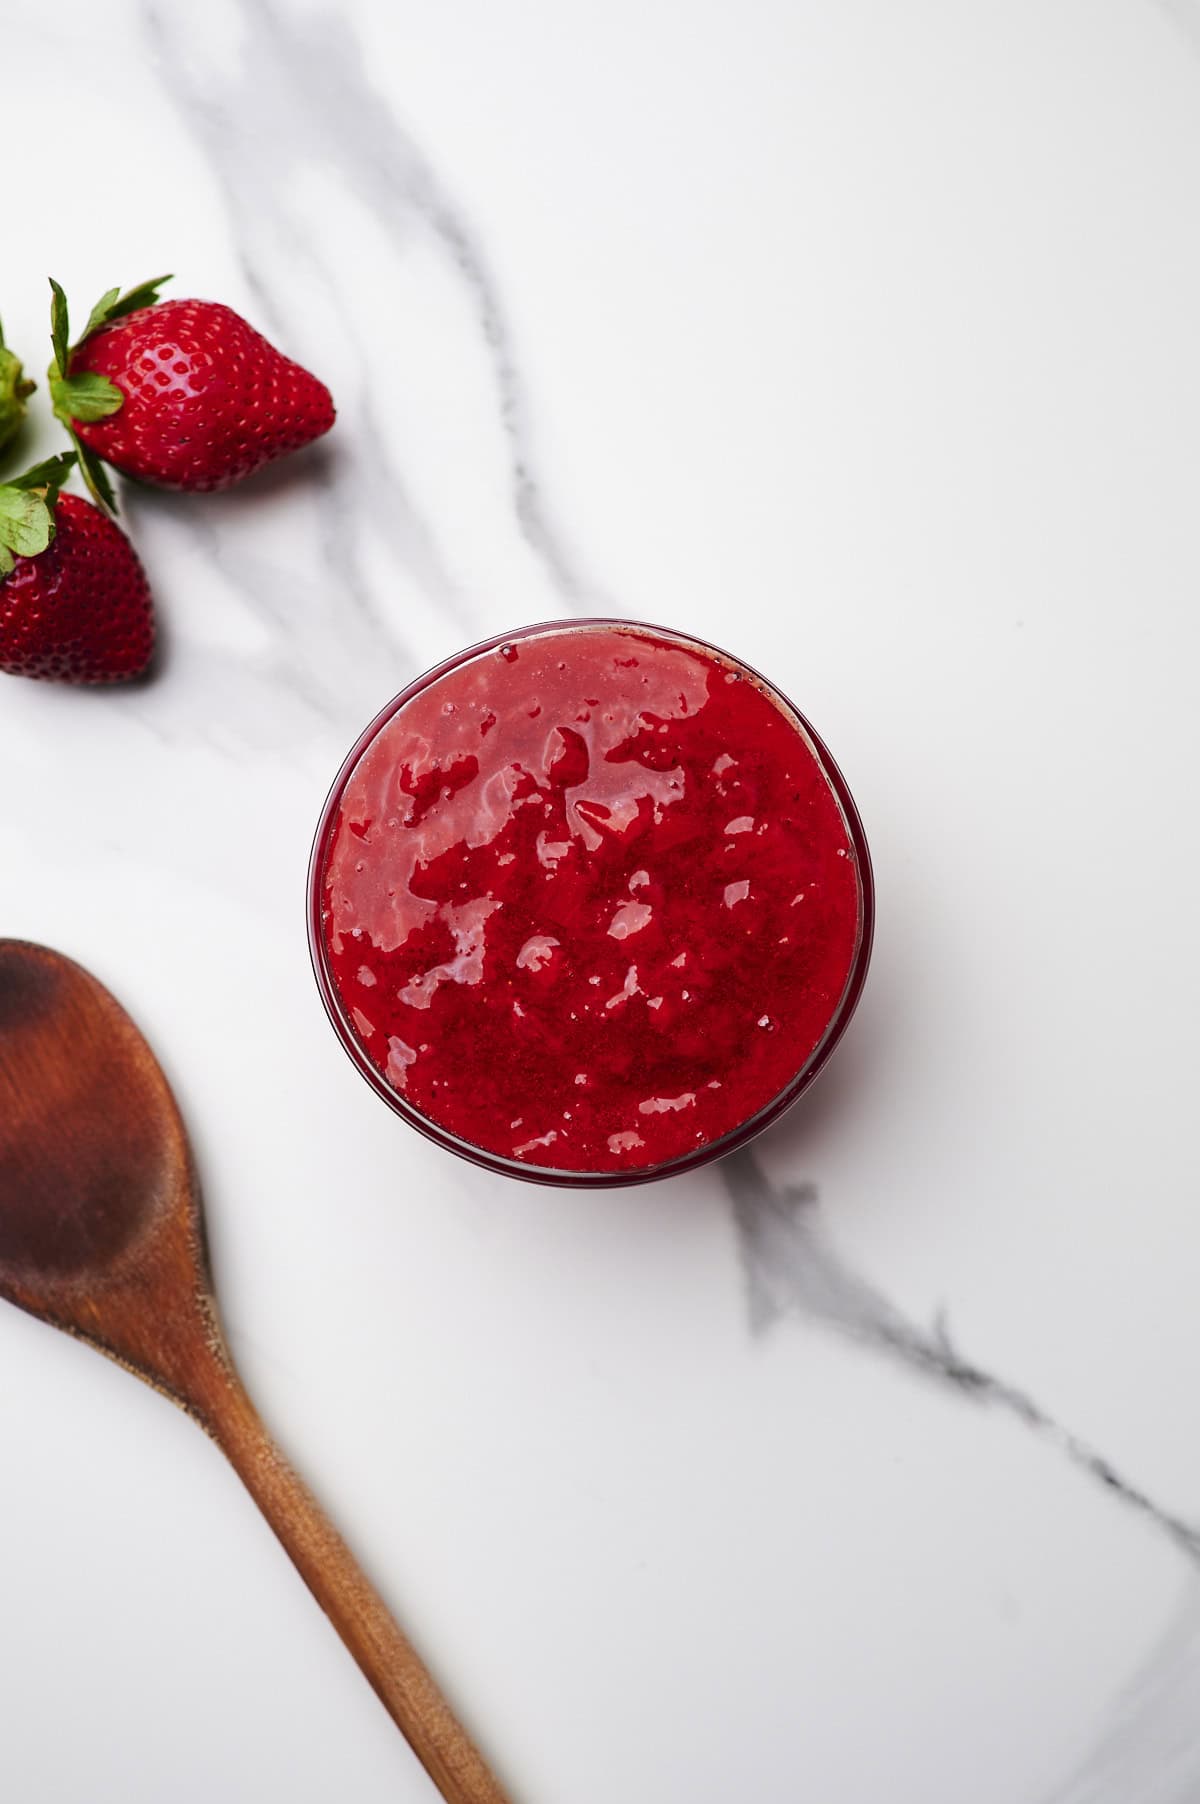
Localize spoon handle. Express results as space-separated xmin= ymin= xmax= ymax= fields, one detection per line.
xmin=200 ymin=1370 xmax=511 ymax=1804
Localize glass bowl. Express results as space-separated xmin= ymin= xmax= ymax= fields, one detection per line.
xmin=308 ymin=618 xmax=874 ymax=1188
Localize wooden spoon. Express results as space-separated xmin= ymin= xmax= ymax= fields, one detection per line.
xmin=0 ymin=938 xmax=510 ymax=1804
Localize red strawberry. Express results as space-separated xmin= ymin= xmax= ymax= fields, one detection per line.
xmin=0 ymin=455 xmax=154 ymax=684
xmin=48 ymin=276 xmax=335 ymax=505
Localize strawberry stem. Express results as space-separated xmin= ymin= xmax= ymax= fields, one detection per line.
xmin=69 ymin=432 xmax=118 ymax=515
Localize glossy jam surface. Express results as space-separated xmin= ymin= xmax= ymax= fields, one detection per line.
xmin=318 ymin=625 xmax=863 ymax=1173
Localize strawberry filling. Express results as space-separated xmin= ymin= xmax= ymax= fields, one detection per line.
xmin=318 ymin=623 xmax=866 ymax=1173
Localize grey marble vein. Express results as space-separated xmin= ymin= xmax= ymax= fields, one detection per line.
xmin=143 ymin=0 xmax=592 ymax=625
xmin=724 ymin=1149 xmax=1200 ymax=1562
xmin=1043 ymin=1579 xmax=1200 ymax=1802
xmin=140 ymin=0 xmax=450 ymax=714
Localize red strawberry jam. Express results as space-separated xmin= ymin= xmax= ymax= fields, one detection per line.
xmin=312 ymin=622 xmax=870 ymax=1181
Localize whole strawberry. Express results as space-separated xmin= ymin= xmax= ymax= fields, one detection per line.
xmin=0 ymin=454 xmax=154 ymax=683
xmin=0 ymin=317 xmax=34 ymax=455
xmin=48 ymin=276 xmax=335 ymax=503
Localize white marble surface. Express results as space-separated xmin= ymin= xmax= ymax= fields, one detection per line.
xmin=3 ymin=0 xmax=1200 ymax=1798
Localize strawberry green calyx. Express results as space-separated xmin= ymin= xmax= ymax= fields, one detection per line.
xmin=0 ymin=318 xmax=35 ymax=455
xmin=46 ymin=274 xmax=174 ymax=512
xmin=0 ymin=451 xmax=77 ymax=578
xmin=80 ymin=273 xmax=173 ymax=340
xmin=48 ymin=278 xmax=123 ymax=513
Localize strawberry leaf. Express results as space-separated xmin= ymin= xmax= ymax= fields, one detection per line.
xmin=81 ymin=287 xmax=121 ymax=342
xmin=8 ymin=452 xmax=76 ymax=495
xmin=50 ymin=371 xmax=124 ymax=424
xmin=0 ymin=451 xmax=78 ymax=572
xmin=104 ymin=274 xmax=172 ymax=322
xmin=81 ymin=274 xmax=172 ymax=342
xmin=48 ymin=278 xmax=69 ymax=377
xmin=0 ymin=487 xmax=55 ymax=562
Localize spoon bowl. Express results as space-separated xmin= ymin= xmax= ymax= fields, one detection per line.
xmin=0 ymin=938 xmax=509 ymax=1804
xmin=0 ymin=940 xmax=211 ymax=1408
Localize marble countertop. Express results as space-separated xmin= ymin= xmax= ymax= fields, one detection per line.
xmin=4 ymin=1 xmax=1200 ymax=1799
